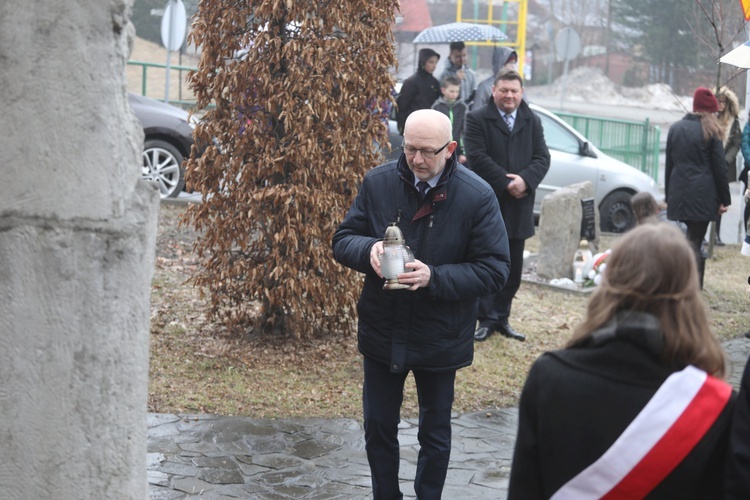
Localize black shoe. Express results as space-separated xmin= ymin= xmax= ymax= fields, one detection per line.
xmin=497 ymin=322 xmax=526 ymax=342
xmin=474 ymin=326 xmax=493 ymax=342
xmin=715 ymin=237 xmax=725 ymax=247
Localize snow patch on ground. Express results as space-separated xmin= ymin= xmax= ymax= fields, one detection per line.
xmin=531 ymin=67 xmax=693 ymax=111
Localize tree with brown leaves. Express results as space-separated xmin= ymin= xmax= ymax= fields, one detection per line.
xmin=184 ymin=1 xmax=399 ymax=338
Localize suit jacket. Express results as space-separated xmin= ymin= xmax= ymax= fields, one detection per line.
xmin=332 ymin=156 xmax=510 ymax=373
xmin=464 ymin=99 xmax=550 ymax=240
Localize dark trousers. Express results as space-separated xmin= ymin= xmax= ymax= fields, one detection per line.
xmin=362 ymin=358 xmax=456 ymax=500
xmin=478 ymin=237 xmax=525 ymax=327
xmin=684 ymin=220 xmax=709 ymax=289
xmin=715 ymin=214 xmax=723 ymax=241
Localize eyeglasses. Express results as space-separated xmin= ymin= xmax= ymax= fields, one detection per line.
xmin=401 ymin=141 xmax=450 ymax=159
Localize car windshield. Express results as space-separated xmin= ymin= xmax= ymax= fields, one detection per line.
xmin=535 ymin=111 xmax=581 ymax=155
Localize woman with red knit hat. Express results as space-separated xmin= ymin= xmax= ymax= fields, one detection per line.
xmin=664 ymin=87 xmax=731 ymax=289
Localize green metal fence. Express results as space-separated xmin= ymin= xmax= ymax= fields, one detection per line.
xmin=127 ymin=60 xmax=662 ymax=180
xmin=553 ymin=111 xmax=661 ymax=181
xmin=127 ymin=60 xmax=198 ymax=108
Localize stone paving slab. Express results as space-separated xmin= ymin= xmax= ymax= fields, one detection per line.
xmin=149 ymin=339 xmax=750 ymax=499
xmin=147 ymin=410 xmax=516 ymax=499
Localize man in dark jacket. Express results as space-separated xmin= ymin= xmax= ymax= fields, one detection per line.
xmin=332 ymin=109 xmax=510 ymax=500
xmin=464 ymin=69 xmax=550 ymax=342
xmin=396 ymin=48 xmax=441 ymax=134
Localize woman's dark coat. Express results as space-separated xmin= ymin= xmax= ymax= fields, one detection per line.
xmin=509 ymin=312 xmax=735 ymax=499
xmin=665 ymin=114 xmax=731 ymax=222
xmin=332 ymin=156 xmax=510 ymax=373
xmin=464 ymin=98 xmax=550 ymax=240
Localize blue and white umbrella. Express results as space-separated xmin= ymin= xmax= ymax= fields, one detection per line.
xmin=412 ymin=22 xmax=507 ymax=44
xmin=719 ymin=41 xmax=750 ymax=69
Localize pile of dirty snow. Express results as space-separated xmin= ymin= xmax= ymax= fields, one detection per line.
xmin=530 ymin=67 xmax=692 ymax=112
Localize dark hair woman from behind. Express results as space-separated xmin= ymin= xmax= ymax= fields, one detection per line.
xmin=664 ymin=87 xmax=731 ymax=289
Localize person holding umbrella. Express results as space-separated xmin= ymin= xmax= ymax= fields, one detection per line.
xmin=439 ymin=41 xmax=477 ymax=107
xmin=409 ymin=23 xmax=507 ymax=111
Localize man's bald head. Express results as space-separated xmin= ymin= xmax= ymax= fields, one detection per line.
xmin=404 ymin=109 xmax=452 ymax=143
xmin=402 ymin=109 xmax=457 ymax=182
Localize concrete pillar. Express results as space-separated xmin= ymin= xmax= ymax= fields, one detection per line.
xmin=0 ymin=1 xmax=158 ymax=498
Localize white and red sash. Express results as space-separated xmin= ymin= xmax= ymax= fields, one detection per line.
xmin=551 ymin=365 xmax=732 ymax=500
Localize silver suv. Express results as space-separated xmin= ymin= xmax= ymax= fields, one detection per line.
xmin=386 ymin=102 xmax=661 ymax=233
xmin=530 ymin=103 xmax=661 ymax=233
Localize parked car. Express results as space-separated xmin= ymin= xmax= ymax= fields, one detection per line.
xmin=128 ymin=93 xmax=194 ymax=198
xmin=385 ymin=101 xmax=661 ymax=233
xmin=529 ymin=103 xmax=661 ymax=233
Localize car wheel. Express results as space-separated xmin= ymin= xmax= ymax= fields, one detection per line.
xmin=600 ymin=191 xmax=635 ymax=233
xmin=142 ymin=139 xmax=185 ymax=198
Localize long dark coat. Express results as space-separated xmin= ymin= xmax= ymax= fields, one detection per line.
xmin=395 ymin=68 xmax=440 ymax=134
xmin=464 ymin=99 xmax=550 ymax=240
xmin=509 ymin=312 xmax=735 ymax=499
xmin=332 ymin=156 xmax=510 ymax=373
xmin=665 ymin=114 xmax=731 ymax=222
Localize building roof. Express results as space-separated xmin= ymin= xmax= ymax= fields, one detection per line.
xmin=395 ymin=0 xmax=433 ymax=33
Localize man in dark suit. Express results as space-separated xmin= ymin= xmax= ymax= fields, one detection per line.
xmin=464 ymin=69 xmax=550 ymax=342
xmin=333 ymin=109 xmax=510 ymax=499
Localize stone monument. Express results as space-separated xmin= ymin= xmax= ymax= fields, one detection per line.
xmin=0 ymin=1 xmax=158 ymax=497
xmin=536 ymin=182 xmax=600 ymax=280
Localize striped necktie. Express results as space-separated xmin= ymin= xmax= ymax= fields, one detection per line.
xmin=504 ymin=113 xmax=514 ymax=131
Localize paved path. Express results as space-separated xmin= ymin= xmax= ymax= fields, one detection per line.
xmin=148 ymin=338 xmax=750 ymax=499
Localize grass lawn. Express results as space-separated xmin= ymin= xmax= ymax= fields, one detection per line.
xmin=149 ymin=203 xmax=750 ymax=418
